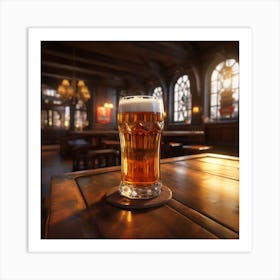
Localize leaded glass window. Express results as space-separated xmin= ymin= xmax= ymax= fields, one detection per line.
xmin=210 ymin=59 xmax=239 ymax=121
xmin=152 ymin=86 xmax=163 ymax=99
xmin=174 ymin=75 xmax=192 ymax=123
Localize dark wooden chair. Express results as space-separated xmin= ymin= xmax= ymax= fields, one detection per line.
xmin=101 ymin=139 xmax=120 ymax=151
xmin=161 ymin=141 xmax=184 ymax=158
xmin=72 ymin=148 xmax=120 ymax=171
xmin=60 ymin=135 xmax=91 ymax=157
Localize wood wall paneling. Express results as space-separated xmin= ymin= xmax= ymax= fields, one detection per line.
xmin=205 ymin=122 xmax=238 ymax=146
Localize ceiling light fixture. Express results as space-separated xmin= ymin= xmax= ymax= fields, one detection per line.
xmin=57 ymin=79 xmax=90 ymax=102
xmin=57 ymin=47 xmax=90 ymax=103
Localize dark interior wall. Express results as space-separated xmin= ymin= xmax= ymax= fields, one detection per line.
xmin=91 ymin=86 xmax=118 ymax=130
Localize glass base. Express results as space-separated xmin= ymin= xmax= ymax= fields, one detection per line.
xmin=107 ymin=185 xmax=172 ymax=209
xmin=119 ymin=181 xmax=162 ymax=199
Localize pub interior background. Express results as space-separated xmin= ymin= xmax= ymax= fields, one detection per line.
xmin=41 ymin=41 xmax=239 ymax=233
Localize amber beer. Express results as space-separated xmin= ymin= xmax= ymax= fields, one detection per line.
xmin=118 ymin=96 xmax=164 ymax=199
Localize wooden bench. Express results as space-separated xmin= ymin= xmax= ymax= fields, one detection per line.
xmin=183 ymin=145 xmax=213 ymax=154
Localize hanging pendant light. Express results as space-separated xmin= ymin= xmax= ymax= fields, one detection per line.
xmin=57 ymin=47 xmax=90 ymax=102
xmin=57 ymin=79 xmax=90 ymax=102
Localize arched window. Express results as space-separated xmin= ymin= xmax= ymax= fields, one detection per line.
xmin=152 ymin=86 xmax=163 ymax=99
xmin=210 ymin=59 xmax=239 ymax=121
xmin=174 ymin=75 xmax=192 ymax=123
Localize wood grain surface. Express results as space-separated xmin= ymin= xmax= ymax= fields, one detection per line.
xmin=45 ymin=154 xmax=239 ymax=239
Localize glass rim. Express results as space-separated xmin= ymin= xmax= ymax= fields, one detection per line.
xmin=121 ymin=95 xmax=158 ymax=100
xmin=118 ymin=95 xmax=164 ymax=113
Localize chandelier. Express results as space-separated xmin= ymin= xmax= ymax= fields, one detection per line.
xmin=57 ymin=79 xmax=90 ymax=102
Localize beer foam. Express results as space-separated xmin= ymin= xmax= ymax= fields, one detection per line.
xmin=119 ymin=96 xmax=164 ymax=113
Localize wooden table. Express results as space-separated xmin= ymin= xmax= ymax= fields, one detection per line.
xmin=45 ymin=153 xmax=239 ymax=239
xmin=162 ymin=131 xmax=204 ymax=137
xmin=68 ymin=130 xmax=119 ymax=147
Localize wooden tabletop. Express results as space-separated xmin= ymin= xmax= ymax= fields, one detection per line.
xmin=45 ymin=153 xmax=239 ymax=239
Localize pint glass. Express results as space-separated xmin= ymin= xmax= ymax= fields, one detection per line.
xmin=118 ymin=95 xmax=164 ymax=199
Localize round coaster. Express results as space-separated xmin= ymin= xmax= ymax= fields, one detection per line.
xmin=106 ymin=185 xmax=172 ymax=210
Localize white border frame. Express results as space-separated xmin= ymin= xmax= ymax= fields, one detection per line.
xmin=28 ymin=27 xmax=252 ymax=253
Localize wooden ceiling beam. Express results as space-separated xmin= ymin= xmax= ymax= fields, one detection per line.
xmin=41 ymin=41 xmax=239 ymax=91
xmin=41 ymin=72 xmax=126 ymax=89
xmin=42 ymin=48 xmax=146 ymax=75
xmin=41 ymin=60 xmax=150 ymax=84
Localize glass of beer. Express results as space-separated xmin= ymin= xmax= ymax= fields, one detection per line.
xmin=118 ymin=95 xmax=164 ymax=199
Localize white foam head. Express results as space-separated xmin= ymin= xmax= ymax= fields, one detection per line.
xmin=118 ymin=95 xmax=164 ymax=113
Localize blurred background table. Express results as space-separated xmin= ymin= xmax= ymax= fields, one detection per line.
xmin=45 ymin=153 xmax=239 ymax=239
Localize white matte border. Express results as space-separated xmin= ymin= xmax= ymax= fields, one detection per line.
xmin=28 ymin=27 xmax=252 ymax=253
